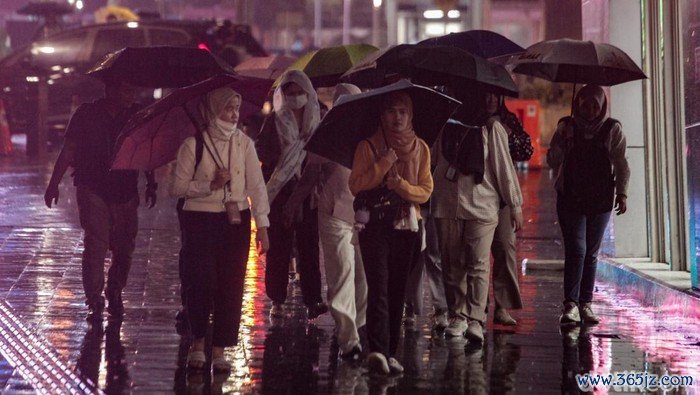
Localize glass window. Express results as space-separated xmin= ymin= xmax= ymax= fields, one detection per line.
xmin=681 ymin=0 xmax=700 ymax=285
xmin=149 ymin=28 xmax=191 ymax=46
xmin=90 ymin=28 xmax=146 ymax=63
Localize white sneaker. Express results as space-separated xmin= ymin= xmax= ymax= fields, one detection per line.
xmin=579 ymin=303 xmax=600 ymax=324
xmin=560 ymin=302 xmax=580 ymax=325
xmin=444 ymin=317 xmax=468 ymax=337
xmin=464 ymin=321 xmax=484 ymax=343
xmin=367 ymin=352 xmax=390 ymax=375
xmin=387 ymin=357 xmax=404 ymax=374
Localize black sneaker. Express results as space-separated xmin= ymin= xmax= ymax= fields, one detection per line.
xmin=340 ymin=345 xmax=362 ymax=361
xmin=307 ymin=302 xmax=329 ymax=320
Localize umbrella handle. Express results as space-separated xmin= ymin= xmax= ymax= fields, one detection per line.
xmin=570 ymin=82 xmax=576 ymax=116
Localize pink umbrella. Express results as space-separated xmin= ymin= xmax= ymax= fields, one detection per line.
xmin=233 ymin=55 xmax=297 ymax=80
xmin=111 ymin=74 xmax=272 ymax=170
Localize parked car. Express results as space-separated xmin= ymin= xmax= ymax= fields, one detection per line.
xmin=0 ymin=19 xmax=266 ymax=143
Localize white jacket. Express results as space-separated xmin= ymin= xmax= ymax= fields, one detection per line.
xmin=171 ymin=130 xmax=270 ymax=228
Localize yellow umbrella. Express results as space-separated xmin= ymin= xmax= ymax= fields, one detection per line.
xmin=273 ymin=44 xmax=378 ymax=88
xmin=94 ymin=6 xmax=139 ymax=24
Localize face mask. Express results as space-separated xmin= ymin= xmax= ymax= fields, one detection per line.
xmin=285 ymin=93 xmax=308 ymax=110
xmin=215 ymin=117 xmax=237 ymax=137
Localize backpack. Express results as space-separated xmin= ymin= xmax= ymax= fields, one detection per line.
xmin=176 ymin=131 xmax=205 ymax=214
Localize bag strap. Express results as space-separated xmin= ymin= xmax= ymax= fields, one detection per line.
xmin=193 ymin=131 xmax=204 ymax=176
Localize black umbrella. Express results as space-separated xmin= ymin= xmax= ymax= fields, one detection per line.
xmin=306 ymin=79 xmax=461 ymax=169
xmin=508 ymin=39 xmax=647 ymax=86
xmin=17 ymin=2 xmax=74 ymax=16
xmin=86 ymin=46 xmax=236 ymax=88
xmin=418 ymin=30 xmax=525 ymax=59
xmin=341 ymin=44 xmax=518 ymax=96
xmin=112 ymin=74 xmax=272 ymax=170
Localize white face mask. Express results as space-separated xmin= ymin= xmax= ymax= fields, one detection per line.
xmin=285 ymin=93 xmax=308 ymax=110
xmin=215 ymin=117 xmax=237 ymax=137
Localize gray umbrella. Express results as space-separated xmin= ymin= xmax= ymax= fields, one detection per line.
xmin=508 ymin=38 xmax=647 ymax=86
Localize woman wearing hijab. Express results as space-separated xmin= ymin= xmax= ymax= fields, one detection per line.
xmin=349 ymin=91 xmax=433 ymax=375
xmin=284 ymin=83 xmax=368 ymax=361
xmin=171 ymin=87 xmax=270 ymax=372
xmin=547 ymin=85 xmax=629 ymax=325
xmin=484 ymin=93 xmax=534 ymax=326
xmin=432 ymin=88 xmax=523 ymax=344
xmin=256 ymin=70 xmax=327 ymax=320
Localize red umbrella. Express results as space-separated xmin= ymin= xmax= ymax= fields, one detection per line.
xmin=111 ymin=74 xmax=272 ymax=170
xmin=234 ymin=55 xmax=297 ymax=80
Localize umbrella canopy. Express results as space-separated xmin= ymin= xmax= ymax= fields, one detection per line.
xmin=341 ymin=44 xmax=518 ymax=96
xmin=418 ymin=30 xmax=525 ymax=59
xmin=112 ymin=74 xmax=272 ymax=170
xmin=18 ymin=2 xmax=74 ymax=16
xmin=274 ymin=44 xmax=379 ymax=87
xmin=234 ymin=55 xmax=297 ymax=80
xmin=86 ymin=46 xmax=236 ymax=88
xmin=508 ymin=39 xmax=647 ymax=86
xmin=94 ymin=6 xmax=139 ymax=23
xmin=306 ymin=79 xmax=461 ymax=169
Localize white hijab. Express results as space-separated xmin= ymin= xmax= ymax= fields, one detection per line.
xmin=267 ymin=70 xmax=320 ymax=203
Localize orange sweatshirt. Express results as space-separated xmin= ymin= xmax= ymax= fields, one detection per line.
xmin=349 ymin=139 xmax=433 ymax=219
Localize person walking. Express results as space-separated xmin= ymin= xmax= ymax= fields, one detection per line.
xmin=284 ymin=83 xmax=368 ymax=360
xmin=256 ymin=70 xmax=327 ymax=320
xmin=349 ymin=91 xmax=433 ymax=375
xmin=402 ymin=204 xmax=449 ymax=331
xmin=432 ymin=88 xmax=523 ymax=344
xmin=44 ymin=77 xmax=157 ymax=322
xmin=171 ymin=87 xmax=270 ymax=372
xmin=547 ymin=84 xmax=629 ymax=325
xmin=485 ymin=93 xmax=534 ymax=326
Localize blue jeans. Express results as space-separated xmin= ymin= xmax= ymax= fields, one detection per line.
xmin=557 ymin=199 xmax=611 ymax=304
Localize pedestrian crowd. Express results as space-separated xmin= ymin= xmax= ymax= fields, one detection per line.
xmin=43 ymin=68 xmax=629 ymax=376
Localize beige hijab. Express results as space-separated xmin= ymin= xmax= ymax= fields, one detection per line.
xmin=200 ymin=87 xmax=241 ymax=142
xmin=333 ymin=83 xmax=361 ymax=105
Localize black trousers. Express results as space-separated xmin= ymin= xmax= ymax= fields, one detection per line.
xmin=76 ymin=187 xmax=138 ymax=307
xmin=359 ymin=216 xmax=418 ymax=358
xmin=266 ymin=194 xmax=322 ymax=307
xmin=181 ymin=210 xmax=251 ymax=347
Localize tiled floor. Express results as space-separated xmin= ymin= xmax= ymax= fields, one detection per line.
xmin=0 ymin=150 xmax=697 ymax=394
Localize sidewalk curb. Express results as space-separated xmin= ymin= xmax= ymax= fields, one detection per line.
xmin=597 ymin=258 xmax=700 ymax=321
xmin=522 ymin=259 xmax=564 ymax=271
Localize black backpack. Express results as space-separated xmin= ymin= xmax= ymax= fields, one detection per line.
xmin=176 ymin=132 xmax=205 ymax=214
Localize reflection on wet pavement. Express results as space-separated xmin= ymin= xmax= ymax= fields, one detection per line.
xmin=0 ymin=153 xmax=698 ymax=393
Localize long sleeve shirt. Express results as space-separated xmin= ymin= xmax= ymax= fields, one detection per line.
xmin=349 ymin=138 xmax=433 ymax=219
xmin=170 ymin=130 xmax=270 ymax=228
xmin=287 ymin=153 xmax=357 ymax=225
xmin=431 ymin=120 xmax=523 ymax=225
xmin=547 ymin=119 xmax=630 ymax=196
